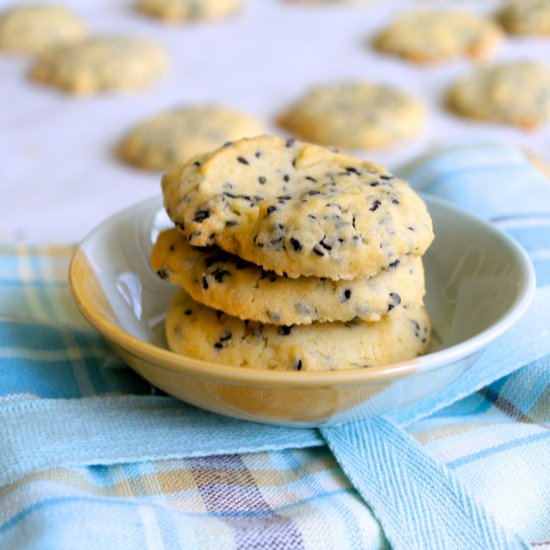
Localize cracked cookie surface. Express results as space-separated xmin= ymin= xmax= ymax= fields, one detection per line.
xmin=152 ymin=228 xmax=425 ymax=324
xmin=119 ymin=105 xmax=263 ymax=171
xmin=30 ymin=36 xmax=168 ymax=95
xmin=277 ymin=82 xmax=425 ymax=150
xmin=447 ymin=61 xmax=550 ymax=128
xmin=0 ymin=5 xmax=86 ymax=54
xmin=162 ymin=136 xmax=434 ymax=280
xmin=373 ymin=10 xmax=503 ymax=62
xmin=166 ymin=290 xmax=431 ymax=371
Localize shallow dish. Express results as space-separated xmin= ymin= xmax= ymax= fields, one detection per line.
xmin=69 ymin=196 xmax=535 ymax=426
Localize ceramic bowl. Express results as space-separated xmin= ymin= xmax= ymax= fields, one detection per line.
xmin=69 ymin=196 xmax=535 ymax=426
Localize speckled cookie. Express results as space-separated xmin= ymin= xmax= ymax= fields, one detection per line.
xmin=373 ymin=10 xmax=503 ymax=63
xmin=498 ymin=0 xmax=550 ymax=36
xmin=151 ymin=228 xmax=425 ymax=324
xmin=277 ymin=82 xmax=425 ymax=150
xmin=137 ymin=0 xmax=239 ymax=21
xmin=119 ymin=105 xmax=264 ymax=171
xmin=166 ymin=290 xmax=431 ymax=371
xmin=162 ymin=136 xmax=434 ymax=280
xmin=0 ymin=5 xmax=86 ymax=54
xmin=447 ymin=61 xmax=550 ymax=129
xmin=30 ymin=37 xmax=168 ymax=95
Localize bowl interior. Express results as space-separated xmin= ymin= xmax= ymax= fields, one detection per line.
xmin=76 ymin=195 xmax=531 ymax=364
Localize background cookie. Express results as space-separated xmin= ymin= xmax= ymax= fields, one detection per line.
xmin=373 ymin=10 xmax=503 ymax=62
xmin=137 ymin=0 xmax=240 ymax=22
xmin=118 ymin=105 xmax=264 ymax=171
xmin=277 ymin=82 xmax=425 ymax=150
xmin=447 ymin=61 xmax=550 ymax=128
xmin=151 ymin=228 xmax=426 ymax=324
xmin=0 ymin=5 xmax=87 ymax=54
xmin=498 ymin=0 xmax=550 ymax=36
xmin=162 ymin=136 xmax=434 ymax=280
xmin=30 ymin=36 xmax=168 ymax=95
xmin=166 ymin=290 xmax=431 ymax=371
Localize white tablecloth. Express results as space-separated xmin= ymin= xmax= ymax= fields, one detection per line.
xmin=1 ymin=0 xmax=549 ymax=244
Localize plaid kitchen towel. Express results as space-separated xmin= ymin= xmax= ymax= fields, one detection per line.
xmin=0 ymin=143 xmax=549 ymax=549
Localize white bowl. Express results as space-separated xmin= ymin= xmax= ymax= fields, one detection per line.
xmin=69 ymin=195 xmax=535 ymax=426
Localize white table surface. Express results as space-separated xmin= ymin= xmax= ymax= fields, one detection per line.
xmin=1 ymin=0 xmax=549 ymax=244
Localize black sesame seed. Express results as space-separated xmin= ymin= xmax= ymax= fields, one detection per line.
xmin=346 ymin=166 xmax=360 ymax=175
xmin=220 ymin=330 xmax=232 ymax=341
xmin=255 ymin=151 xmax=262 ymax=158
xmin=237 ymin=156 xmax=249 ymax=165
xmin=392 ymin=198 xmax=399 ymax=205
xmin=278 ymin=195 xmax=291 ymax=200
xmin=380 ymin=175 xmax=393 ymax=180
xmin=176 ymin=221 xmax=185 ymax=230
xmin=258 ymin=176 xmax=267 ymax=185
xmin=194 ymin=210 xmax=211 ymax=222
xmin=388 ymin=259 xmax=400 ymax=269
xmin=184 ymin=309 xmax=192 ymax=315
xmin=369 ymin=200 xmax=381 ymax=212
xmin=319 ymin=237 xmax=332 ymax=251
xmin=307 ymin=190 xmax=321 ymax=196
xmin=156 ymin=268 xmax=169 ymax=279
xmin=342 ymin=289 xmax=352 ymax=302
xmin=407 ymin=226 xmax=415 ymax=231
xmin=369 ymin=182 xmax=380 ymax=187
xmin=312 ymin=247 xmax=325 ymax=257
xmin=290 ymin=237 xmax=302 ymax=252
xmin=169 ymin=245 xmax=175 ymax=252
xmin=214 ymin=342 xmax=223 ymax=350
xmin=266 ymin=205 xmax=278 ymax=215
xmin=223 ymin=141 xmax=233 ymax=147
xmin=286 ymin=138 xmax=296 ymax=147
xmin=226 ymin=220 xmax=238 ymax=227
xmin=202 ymin=276 xmax=209 ymax=290
xmin=279 ymin=325 xmax=293 ymax=336
xmin=294 ymin=359 xmax=303 ymax=371
xmin=388 ymin=292 xmax=401 ymax=311
xmin=213 ymin=269 xmax=231 ymax=283
xmin=283 ymin=174 xmax=290 ymax=182
xmin=193 ymin=161 xmax=201 ymax=167
xmin=305 ymin=176 xmax=317 ymax=182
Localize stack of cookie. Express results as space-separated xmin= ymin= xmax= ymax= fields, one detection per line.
xmin=151 ymin=136 xmax=434 ymax=372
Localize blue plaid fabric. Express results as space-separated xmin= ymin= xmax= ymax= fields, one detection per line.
xmin=0 ymin=144 xmax=548 ymax=549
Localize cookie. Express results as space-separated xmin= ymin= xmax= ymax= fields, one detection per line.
xmin=137 ymin=0 xmax=240 ymax=21
xmin=30 ymin=37 xmax=168 ymax=95
xmin=151 ymin=228 xmax=425 ymax=324
xmin=447 ymin=61 xmax=550 ymax=129
xmin=118 ymin=105 xmax=264 ymax=171
xmin=277 ymin=82 xmax=425 ymax=150
xmin=0 ymin=5 xmax=86 ymax=54
xmin=373 ymin=10 xmax=503 ymax=63
xmin=498 ymin=0 xmax=550 ymax=36
xmin=287 ymin=0 xmax=369 ymax=4
xmin=166 ymin=290 xmax=431 ymax=371
xmin=162 ymin=136 xmax=434 ymax=280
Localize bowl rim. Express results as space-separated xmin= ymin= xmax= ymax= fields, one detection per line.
xmin=69 ymin=195 xmax=536 ymax=388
